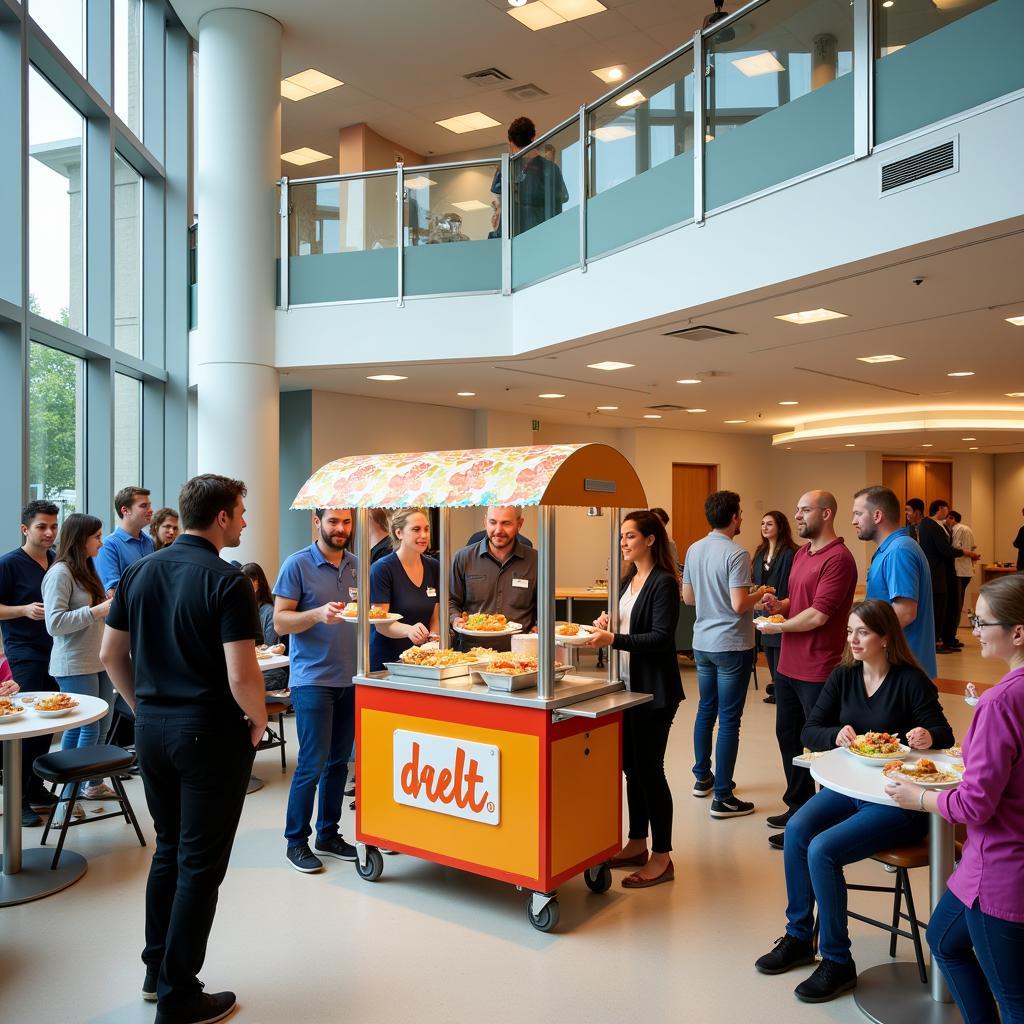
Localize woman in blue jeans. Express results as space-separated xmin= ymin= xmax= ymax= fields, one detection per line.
xmin=754 ymin=599 xmax=954 ymax=1003
xmin=42 ymin=513 xmax=114 ymax=821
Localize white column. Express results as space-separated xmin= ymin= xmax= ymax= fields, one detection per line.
xmin=196 ymin=9 xmax=281 ymax=569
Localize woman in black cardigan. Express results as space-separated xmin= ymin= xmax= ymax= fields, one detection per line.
xmin=586 ymin=509 xmax=682 ymax=889
xmin=752 ymin=511 xmax=798 ymax=704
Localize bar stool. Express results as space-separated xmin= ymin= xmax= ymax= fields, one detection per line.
xmin=33 ymin=745 xmax=146 ymax=869
xmin=257 ymin=696 xmax=292 ymax=773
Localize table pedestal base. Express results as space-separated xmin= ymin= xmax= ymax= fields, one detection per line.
xmin=856 ymin=963 xmax=961 ymax=1024
xmin=0 ymin=848 xmax=87 ymax=907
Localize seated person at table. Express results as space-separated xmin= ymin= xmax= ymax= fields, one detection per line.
xmin=754 ymin=598 xmax=954 ymax=1003
xmin=241 ymin=562 xmax=289 ymax=691
xmin=370 ymin=508 xmax=439 ymax=671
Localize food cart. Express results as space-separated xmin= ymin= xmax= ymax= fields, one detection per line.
xmin=291 ymin=443 xmax=653 ymax=931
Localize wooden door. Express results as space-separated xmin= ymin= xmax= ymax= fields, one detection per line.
xmin=882 ymin=460 xmax=906 ymax=509
xmin=882 ymin=459 xmax=953 ymax=517
xmin=671 ymin=463 xmax=719 ymax=561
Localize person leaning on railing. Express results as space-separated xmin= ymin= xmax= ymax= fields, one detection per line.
xmin=886 ymin=575 xmax=1024 ymax=1024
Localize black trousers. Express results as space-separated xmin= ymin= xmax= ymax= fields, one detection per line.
xmin=774 ymin=673 xmax=822 ymax=811
xmin=7 ymin=657 xmax=56 ymax=804
xmin=933 ymin=587 xmax=948 ymax=645
xmin=623 ymin=702 xmax=678 ymax=854
xmin=135 ymin=710 xmax=255 ymax=1010
xmin=764 ymin=645 xmax=781 ymax=693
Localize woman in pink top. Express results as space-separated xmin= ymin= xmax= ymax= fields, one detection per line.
xmin=887 ymin=574 xmax=1024 ymax=1023
xmin=0 ymin=655 xmax=19 ymax=694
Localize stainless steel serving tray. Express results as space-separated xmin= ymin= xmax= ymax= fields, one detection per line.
xmin=384 ymin=660 xmax=486 ymax=683
xmin=477 ymin=664 xmax=571 ymax=692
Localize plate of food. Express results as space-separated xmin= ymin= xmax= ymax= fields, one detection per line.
xmin=845 ymin=731 xmax=911 ymax=765
xmin=882 ymin=758 xmax=962 ymax=787
xmin=33 ymin=693 xmax=80 ymax=717
xmin=386 ymin=646 xmax=488 ymax=681
xmin=340 ymin=602 xmax=403 ymax=625
xmin=476 ymin=655 xmax=569 ymax=692
xmin=453 ymin=613 xmax=523 ymax=637
xmin=256 ymin=643 xmax=286 ymax=660
xmin=554 ymin=622 xmax=595 ymax=646
xmin=0 ymin=697 xmax=27 ymax=720
xmin=754 ymin=614 xmax=786 ymax=629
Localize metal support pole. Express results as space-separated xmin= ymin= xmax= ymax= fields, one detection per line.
xmin=607 ymin=509 xmax=622 ymax=684
xmin=278 ymin=176 xmax=289 ymax=310
xmin=438 ymin=507 xmax=450 ymax=650
xmin=578 ymin=104 xmax=587 ymax=272
xmin=929 ymin=816 xmax=955 ymax=1003
xmin=853 ymin=0 xmax=873 ymax=160
xmin=693 ymin=30 xmax=706 ymax=226
xmin=2 ymin=738 xmax=23 ymax=874
xmin=537 ymin=507 xmax=556 ymax=699
xmin=355 ymin=508 xmax=370 ymax=676
xmin=395 ymin=162 xmax=405 ymax=307
xmin=500 ymin=152 xmax=511 ymax=295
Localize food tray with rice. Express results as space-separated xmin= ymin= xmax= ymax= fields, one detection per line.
xmin=385 ymin=646 xmax=488 ymax=682
xmin=476 ymin=655 xmax=570 ymax=692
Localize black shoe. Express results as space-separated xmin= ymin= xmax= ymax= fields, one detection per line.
xmin=754 ymin=934 xmax=816 ymax=975
xmin=344 ymin=784 xmax=355 ymax=797
xmin=768 ymin=832 xmax=785 ymax=850
xmin=763 ymin=695 xmax=776 ymax=704
xmin=936 ymin=646 xmax=954 ymax=654
xmin=692 ymin=774 xmax=714 ymax=798
xmin=766 ymin=811 xmax=792 ymax=829
xmin=21 ymin=805 xmax=42 ymax=827
xmin=314 ymin=835 xmax=357 ymax=862
xmin=143 ymin=966 xmax=159 ymax=1002
xmin=286 ymin=843 xmax=324 ymax=874
xmin=349 ymin=799 xmax=356 ymax=811
xmin=794 ymin=958 xmax=857 ymax=1003
xmin=29 ymin=790 xmax=58 ymax=810
xmin=155 ymin=990 xmax=236 ymax=1024
xmin=710 ymin=795 xmax=755 ymax=818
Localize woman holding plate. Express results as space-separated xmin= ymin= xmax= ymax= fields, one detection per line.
xmin=887 ymin=574 xmax=1024 ymax=1024
xmin=585 ymin=509 xmax=682 ymax=889
xmin=754 ymin=598 xmax=954 ymax=1002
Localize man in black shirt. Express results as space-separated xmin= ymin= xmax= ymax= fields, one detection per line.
xmin=917 ymin=499 xmax=974 ymax=653
xmin=1014 ymin=506 xmax=1024 ymax=572
xmin=102 ymin=475 xmax=266 ymax=1024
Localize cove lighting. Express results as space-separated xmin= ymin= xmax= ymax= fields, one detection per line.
xmin=592 ymin=65 xmax=626 ymax=83
xmin=597 ymin=405 xmax=619 ymax=411
xmin=676 ymin=378 xmax=702 ymax=384
xmin=1007 ymin=393 xmax=1024 ymax=398
xmin=947 ymin=371 xmax=974 ymax=377
xmin=457 ymin=392 xmax=476 ymax=397
xmin=435 ymin=112 xmax=501 ymax=134
xmin=281 ymin=69 xmax=344 ymax=101
xmin=779 ymin=400 xmax=799 ymax=406
xmin=686 ymin=408 xmax=707 ymax=414
xmin=404 ymin=176 xmax=436 ymax=189
xmin=643 ymin=414 xmax=661 ymax=419
xmin=731 ymin=52 xmax=785 ymax=78
xmin=724 ymin=419 xmax=746 ymax=424
xmin=969 ymin=446 xmax=979 ymax=450
xmin=844 ymin=443 xmax=856 ymax=447
xmin=615 ymin=90 xmax=646 ymax=108
xmin=775 ymin=308 xmax=848 ymax=324
xmin=1005 ymin=316 xmax=1024 ymax=326
xmin=922 ymin=443 xmax=933 ymax=447
xmin=366 ymin=374 xmax=407 ymax=381
xmin=588 ymin=361 xmax=634 ymax=371
xmin=591 ymin=125 xmax=635 ymax=143
xmin=281 ymin=147 xmax=332 ymax=166
xmin=962 ymin=437 xmax=977 ymax=441
xmin=538 ymin=393 xmax=565 ymax=398
xmin=451 ymin=200 xmax=491 ymax=211
xmin=857 ymin=354 xmax=905 ymax=363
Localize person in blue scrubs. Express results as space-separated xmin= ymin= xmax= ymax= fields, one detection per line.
xmin=370 ymin=508 xmax=440 ymax=671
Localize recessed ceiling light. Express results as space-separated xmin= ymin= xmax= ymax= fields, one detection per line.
xmin=404 ymin=175 xmax=437 ymax=190
xmin=538 ymin=393 xmax=565 ymax=398
xmin=435 ymin=111 xmax=502 ymax=134
xmin=969 ymin=446 xmax=979 ymax=450
xmin=508 ymin=0 xmax=528 ymax=6
xmin=1006 ymin=392 xmax=1024 ymax=398
xmin=947 ymin=370 xmax=974 ymax=377
xmin=844 ymin=443 xmax=856 ymax=447
xmin=685 ymin=408 xmax=707 ymax=413
xmin=882 ymin=0 xmax=894 ymax=7
xmin=596 ymin=405 xmax=618 ymax=411
xmin=588 ymin=360 xmax=634 ymax=371
xmin=507 ymin=1 xmax=565 ymax=29
xmin=547 ymin=0 xmax=606 ymax=18
xmin=615 ymin=89 xmax=646 ymax=108
xmin=779 ymin=400 xmax=799 ymax=406
xmin=281 ymin=69 xmax=344 ymax=101
xmin=451 ymin=199 xmax=491 ymax=211
xmin=921 ymin=443 xmax=933 ymax=447
xmin=457 ymin=391 xmax=476 ymax=397
xmin=775 ymin=308 xmax=848 ymax=325
xmin=731 ymin=52 xmax=785 ymax=78
xmin=590 ymin=125 xmax=635 ymax=143
xmin=281 ymin=147 xmax=332 ymax=166
xmin=724 ymin=419 xmax=746 ymax=424
xmin=676 ymin=378 xmax=702 ymax=384
xmin=961 ymin=437 xmax=976 ymax=441
xmin=857 ymin=354 xmax=905 ymax=363
xmin=1005 ymin=315 xmax=1024 ymax=326
xmin=643 ymin=414 xmax=661 ymax=419
xmin=366 ymin=374 xmax=407 ymax=382
xmin=592 ymin=65 xmax=626 ymax=83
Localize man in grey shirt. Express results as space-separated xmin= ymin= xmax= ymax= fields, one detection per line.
xmin=683 ymin=490 xmax=767 ymax=819
xmin=450 ymin=506 xmax=538 ymax=651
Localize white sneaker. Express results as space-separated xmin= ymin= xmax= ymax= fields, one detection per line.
xmin=83 ymin=783 xmax=117 ymax=799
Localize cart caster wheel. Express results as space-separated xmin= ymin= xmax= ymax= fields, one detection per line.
xmin=527 ymin=895 xmax=559 ymax=932
xmin=356 ymin=846 xmax=384 ymax=882
xmin=584 ymin=862 xmax=612 ymax=894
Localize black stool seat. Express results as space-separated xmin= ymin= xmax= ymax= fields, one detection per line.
xmin=34 ymin=745 xmax=137 ymax=783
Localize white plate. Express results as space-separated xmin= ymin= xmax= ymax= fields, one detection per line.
xmin=754 ymin=619 xmax=785 ymax=630
xmin=0 ymin=706 xmax=28 ymax=721
xmin=882 ymin=765 xmax=962 ymax=788
xmin=453 ymin=620 xmax=523 ymax=638
xmin=33 ymin=704 xmax=79 ymax=718
xmin=844 ymin=742 xmax=911 ymax=767
xmin=340 ymin=613 xmax=403 ymax=625
xmin=554 ymin=625 xmax=595 ymax=646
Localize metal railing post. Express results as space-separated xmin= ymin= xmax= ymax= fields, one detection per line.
xmin=578 ymin=104 xmax=587 ymax=272
xmin=501 ymin=151 xmax=511 ymax=295
xmin=607 ymin=509 xmax=622 ymax=684
xmin=356 ymin=508 xmax=370 ymax=676
xmin=537 ymin=507 xmax=556 ymax=699
xmin=278 ymin=177 xmax=289 ymax=310
xmin=439 ymin=507 xmax=451 ymax=650
xmin=853 ymin=0 xmax=874 ymax=160
xmin=395 ymin=162 xmax=405 ymax=307
xmin=693 ymin=30 xmax=706 ymax=226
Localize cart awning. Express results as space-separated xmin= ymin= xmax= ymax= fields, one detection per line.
xmin=291 ymin=443 xmax=646 ymax=510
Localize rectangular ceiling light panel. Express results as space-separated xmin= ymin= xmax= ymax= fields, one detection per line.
xmin=452 ymin=199 xmax=491 ymax=211
xmin=508 ymin=2 xmax=566 ymax=30
xmin=731 ymin=52 xmax=785 ymax=77
xmin=281 ymin=147 xmax=332 ymax=166
xmin=435 ymin=111 xmax=502 ymax=133
xmin=281 ymin=68 xmax=344 ymax=101
xmin=774 ymin=308 xmax=848 ymax=324
xmin=591 ymin=124 xmax=635 ymax=142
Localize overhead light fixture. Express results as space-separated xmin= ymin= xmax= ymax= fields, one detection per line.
xmin=281 ymin=147 xmax=332 ymax=166
xmin=775 ymin=308 xmax=848 ymax=324
xmin=457 ymin=391 xmax=476 ymax=397
xmin=451 ymin=199 xmax=491 ymax=211
xmin=597 ymin=405 xmax=619 ymax=411
xmin=508 ymin=0 xmax=529 ymax=6
xmin=969 ymin=446 xmax=979 ymax=450
xmin=507 ymin=1 xmax=565 ymax=29
xmin=882 ymin=0 xmax=894 ymax=7
xmin=643 ymin=414 xmax=661 ymax=419
xmin=676 ymin=378 xmax=702 ymax=384
xmin=685 ymin=408 xmax=707 ymax=413
xmin=404 ymin=175 xmax=436 ymax=189
xmin=547 ymin=0 xmax=606 ymax=17
xmin=1005 ymin=315 xmax=1024 ymax=326
xmin=779 ymin=400 xmax=799 ymax=406
xmin=857 ymin=354 xmax=905 ymax=363
xmin=435 ymin=111 xmax=502 ymax=134
xmin=538 ymin=393 xmax=565 ymax=398
xmin=367 ymin=374 xmax=408 ymax=381
xmin=1007 ymin=392 xmax=1024 ymax=398
xmin=281 ymin=69 xmax=344 ymax=101
xmin=590 ymin=125 xmax=635 ymax=143
xmin=615 ymin=89 xmax=646 ymax=108
xmin=731 ymin=52 xmax=785 ymax=77
xmin=588 ymin=361 xmax=634 ymax=371
xmin=592 ymin=65 xmax=626 ymax=83
xmin=922 ymin=443 xmax=933 ymax=447
xmin=962 ymin=436 xmax=977 ymax=440
xmin=947 ymin=371 xmax=974 ymax=377
xmin=724 ymin=419 xmax=746 ymax=424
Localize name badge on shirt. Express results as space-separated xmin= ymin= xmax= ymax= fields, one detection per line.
xmin=512 ymin=578 xmax=529 ymax=589
xmin=426 ymin=587 xmax=437 ymax=598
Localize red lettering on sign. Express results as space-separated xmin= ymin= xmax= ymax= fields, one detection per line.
xmin=399 ymin=741 xmax=489 ymax=814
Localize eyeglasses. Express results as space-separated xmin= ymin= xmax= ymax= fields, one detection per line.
xmin=968 ymin=613 xmax=1003 ymax=629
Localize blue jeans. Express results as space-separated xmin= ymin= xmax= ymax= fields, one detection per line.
xmin=928 ymin=889 xmax=1024 ymax=1024
xmin=784 ymin=788 xmax=928 ymax=964
xmin=58 ymin=671 xmax=113 ymax=788
xmin=284 ymin=685 xmax=355 ymax=847
xmin=692 ymin=648 xmax=754 ymax=800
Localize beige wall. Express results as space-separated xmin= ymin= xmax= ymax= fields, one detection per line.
xmin=994 ymin=454 xmax=1024 ymax=564
xmin=338 ymin=123 xmax=424 ymax=174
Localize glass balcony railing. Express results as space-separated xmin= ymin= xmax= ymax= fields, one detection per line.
xmin=258 ymin=0 xmax=1023 ymax=313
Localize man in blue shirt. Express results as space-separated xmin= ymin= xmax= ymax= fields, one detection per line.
xmin=273 ymin=508 xmax=358 ymax=874
xmin=94 ymin=486 xmax=155 ymax=592
xmin=852 ymin=486 xmax=936 ymax=678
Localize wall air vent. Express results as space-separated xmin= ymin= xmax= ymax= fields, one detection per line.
xmin=505 ymin=82 xmax=549 ymax=102
xmin=462 ymin=67 xmax=512 ymax=87
xmin=663 ymin=325 xmax=739 ymax=341
xmin=880 ymin=138 xmax=958 ymax=196
xmin=647 ymin=404 xmax=685 ymax=411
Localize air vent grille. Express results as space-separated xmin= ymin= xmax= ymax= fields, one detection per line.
xmin=880 ymin=139 xmax=957 ymax=195
xmin=647 ymin=403 xmax=685 ymax=411
xmin=505 ymin=82 xmax=549 ymax=102
xmin=462 ymin=67 xmax=512 ymax=87
xmin=663 ymin=325 xmax=739 ymax=341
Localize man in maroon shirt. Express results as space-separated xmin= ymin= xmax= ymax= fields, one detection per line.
xmin=760 ymin=491 xmax=858 ymax=845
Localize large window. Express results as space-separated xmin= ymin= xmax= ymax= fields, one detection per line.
xmin=115 ymin=0 xmax=143 ymax=135
xmin=29 ymin=343 xmax=85 ymax=520
xmin=115 ymin=153 xmax=143 ymax=355
xmin=30 ymin=1 xmax=86 ymax=76
xmin=29 ymin=67 xmax=86 ymax=331
xmin=114 ymin=373 xmax=142 ymax=490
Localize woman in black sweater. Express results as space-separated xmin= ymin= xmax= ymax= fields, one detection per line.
xmin=754 ymin=599 xmax=954 ymax=1003
xmin=586 ymin=509 xmax=682 ymax=889
xmin=752 ymin=510 xmax=798 ymax=704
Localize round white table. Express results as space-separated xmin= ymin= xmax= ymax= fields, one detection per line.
xmin=810 ymin=748 xmax=962 ymax=1024
xmin=1 ymin=693 xmax=109 ymax=906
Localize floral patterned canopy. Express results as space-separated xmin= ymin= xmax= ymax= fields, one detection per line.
xmin=291 ymin=443 xmax=646 ymax=510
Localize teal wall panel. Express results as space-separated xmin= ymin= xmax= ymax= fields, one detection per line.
xmin=279 ymin=389 xmax=313 ymax=569
xmin=405 ymin=238 xmax=500 ymax=296
xmin=512 ymin=206 xmax=579 ymax=289
xmin=289 ymin=248 xmax=396 ymax=304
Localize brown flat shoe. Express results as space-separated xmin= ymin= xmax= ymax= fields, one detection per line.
xmin=622 ymin=861 xmax=674 ymax=889
xmin=608 ymin=850 xmax=649 ymax=869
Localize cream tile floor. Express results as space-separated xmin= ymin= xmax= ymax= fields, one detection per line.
xmin=0 ymin=669 xmax=979 ymax=1024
